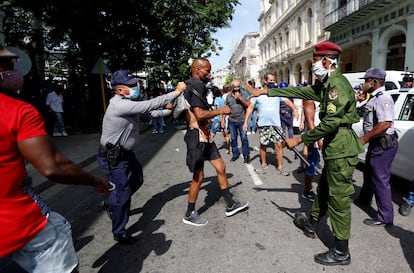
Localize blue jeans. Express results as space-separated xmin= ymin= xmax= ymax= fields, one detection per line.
xmin=12 ymin=212 xmax=78 ymax=273
xmin=228 ymin=120 xmax=249 ymax=158
xmin=152 ymin=116 xmax=164 ymax=130
xmin=280 ymin=112 xmax=294 ymax=138
xmin=305 ymin=146 xmax=321 ymax=176
xmin=53 ymin=112 xmax=66 ymax=134
xmin=248 ymin=110 xmax=257 ymax=133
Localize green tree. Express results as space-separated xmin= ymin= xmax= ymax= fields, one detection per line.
xmin=9 ymin=0 xmax=240 ymax=83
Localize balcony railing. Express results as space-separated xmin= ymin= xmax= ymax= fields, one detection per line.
xmin=324 ymin=0 xmax=393 ymax=30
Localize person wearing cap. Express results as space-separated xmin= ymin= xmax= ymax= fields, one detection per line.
xmin=0 ymin=45 xmax=111 ymax=273
xmin=353 ymin=68 xmax=398 ymax=227
xmin=245 ymin=41 xmax=364 ymax=266
xmin=96 ymin=69 xmax=186 ymax=244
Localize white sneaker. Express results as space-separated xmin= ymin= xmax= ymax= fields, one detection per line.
xmin=53 ymin=132 xmax=62 ymax=137
xmin=62 ymin=131 xmax=68 ymax=137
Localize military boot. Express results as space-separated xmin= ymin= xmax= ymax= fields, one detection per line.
xmin=314 ymin=238 xmax=351 ymax=266
xmin=293 ymin=211 xmax=317 ymax=238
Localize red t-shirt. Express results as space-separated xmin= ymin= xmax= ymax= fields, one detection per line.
xmin=0 ymin=93 xmax=48 ymax=257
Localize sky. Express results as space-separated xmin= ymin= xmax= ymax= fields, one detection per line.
xmin=209 ymin=0 xmax=260 ymax=71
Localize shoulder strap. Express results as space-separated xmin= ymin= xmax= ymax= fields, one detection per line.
xmin=190 ymin=87 xmax=213 ymax=110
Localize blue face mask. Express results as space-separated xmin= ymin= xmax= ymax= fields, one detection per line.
xmin=126 ymin=86 xmax=140 ymax=100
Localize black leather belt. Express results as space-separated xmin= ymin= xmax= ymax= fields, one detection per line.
xmin=338 ymin=124 xmax=352 ymax=129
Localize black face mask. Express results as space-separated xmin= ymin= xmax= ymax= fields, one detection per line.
xmin=201 ymin=76 xmax=210 ymax=84
xmin=267 ymin=82 xmax=277 ymax=88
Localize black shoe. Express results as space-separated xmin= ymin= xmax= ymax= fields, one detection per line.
xmin=243 ymin=156 xmax=250 ymax=163
xmin=230 ymin=156 xmax=239 ymax=162
xmin=314 ymin=248 xmax=351 ymax=266
xmin=399 ymin=198 xmax=413 ymax=216
xmin=100 ymin=200 xmax=113 ymax=220
xmin=363 ymin=218 xmax=393 ymax=227
xmin=114 ymin=234 xmax=137 ymax=245
xmin=293 ymin=212 xmax=317 ymax=238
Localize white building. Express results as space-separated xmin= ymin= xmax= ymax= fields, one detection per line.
xmin=325 ymin=0 xmax=414 ymax=73
xmin=211 ymin=67 xmax=231 ymax=88
xmin=229 ymin=32 xmax=261 ymax=87
xmin=259 ymin=0 xmax=329 ymax=86
xmin=258 ymin=0 xmax=414 ymax=85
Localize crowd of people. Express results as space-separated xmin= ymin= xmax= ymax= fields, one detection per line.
xmin=1 ymin=40 xmax=411 ymax=272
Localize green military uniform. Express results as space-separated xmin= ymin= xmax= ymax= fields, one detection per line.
xmin=268 ymin=69 xmax=364 ymax=240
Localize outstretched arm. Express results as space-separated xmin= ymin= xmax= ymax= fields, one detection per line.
xmin=242 ymin=83 xmax=268 ymax=97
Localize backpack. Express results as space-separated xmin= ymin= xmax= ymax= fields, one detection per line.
xmin=172 ymin=87 xmax=212 ymax=120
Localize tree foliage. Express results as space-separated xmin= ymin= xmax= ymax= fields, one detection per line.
xmin=6 ymin=0 xmax=239 ymax=83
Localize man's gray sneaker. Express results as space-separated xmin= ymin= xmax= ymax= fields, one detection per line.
xmin=399 ymin=197 xmax=414 ymax=216
xmin=276 ymin=167 xmax=290 ymax=176
xmin=254 ymin=164 xmax=269 ymax=173
xmin=183 ymin=211 xmax=208 ymax=226
xmin=225 ymin=200 xmax=249 ymax=217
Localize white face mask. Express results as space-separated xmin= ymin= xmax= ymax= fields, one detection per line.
xmin=312 ymin=60 xmax=328 ymax=81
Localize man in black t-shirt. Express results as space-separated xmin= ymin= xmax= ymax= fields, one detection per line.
xmin=181 ymin=58 xmax=249 ymax=226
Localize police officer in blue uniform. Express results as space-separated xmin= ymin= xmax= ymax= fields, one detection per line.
xmin=354 ymin=68 xmax=398 ymax=227
xmin=245 ymin=41 xmax=365 ymax=266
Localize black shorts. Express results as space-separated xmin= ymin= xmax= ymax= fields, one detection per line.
xmin=184 ymin=128 xmax=220 ymax=172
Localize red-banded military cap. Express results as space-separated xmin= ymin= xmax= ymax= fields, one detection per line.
xmin=313 ymin=41 xmax=342 ymax=56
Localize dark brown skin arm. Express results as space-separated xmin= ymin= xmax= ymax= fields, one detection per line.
xmin=360 ymin=121 xmax=392 ymax=145
xmin=192 ymin=105 xmax=231 ymax=122
xmin=18 ymin=135 xmax=110 ymax=194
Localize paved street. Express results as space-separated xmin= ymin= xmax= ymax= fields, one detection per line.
xmin=2 ymin=122 xmax=414 ymax=273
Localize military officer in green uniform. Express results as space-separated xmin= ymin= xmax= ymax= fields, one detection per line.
xmin=245 ymin=41 xmax=364 ymax=266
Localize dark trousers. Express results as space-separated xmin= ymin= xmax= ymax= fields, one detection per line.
xmin=359 ymin=139 xmax=398 ymax=224
xmin=97 ymin=151 xmax=143 ymax=236
xmin=280 ymin=112 xmax=294 ymax=138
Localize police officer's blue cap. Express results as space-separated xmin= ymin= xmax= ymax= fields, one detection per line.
xmin=360 ymin=68 xmax=386 ymax=80
xmin=111 ymin=70 xmax=138 ymax=85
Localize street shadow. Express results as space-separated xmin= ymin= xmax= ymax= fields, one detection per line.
xmin=269 ymin=200 xmax=335 ymax=249
xmin=92 ymin=174 xmax=241 ymax=272
xmin=385 ymin=225 xmax=414 ymax=271
xmin=352 ymin=162 xmax=411 ymax=219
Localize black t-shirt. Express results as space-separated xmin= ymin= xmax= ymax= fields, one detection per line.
xmin=184 ymin=77 xmax=209 ymax=110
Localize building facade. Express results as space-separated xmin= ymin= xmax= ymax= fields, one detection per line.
xmin=325 ymin=0 xmax=414 ymax=73
xmin=212 ymin=67 xmax=231 ymax=88
xmin=229 ymin=32 xmax=261 ymax=87
xmin=258 ymin=0 xmax=414 ymax=86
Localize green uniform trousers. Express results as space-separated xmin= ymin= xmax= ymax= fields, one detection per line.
xmin=310 ymin=155 xmax=360 ymax=240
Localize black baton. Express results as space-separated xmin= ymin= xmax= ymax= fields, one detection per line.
xmin=275 ymin=126 xmax=311 ymax=167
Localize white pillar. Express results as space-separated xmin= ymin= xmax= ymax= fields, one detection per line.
xmin=371 ymin=28 xmax=387 ymax=69
xmin=405 ymin=16 xmax=414 ymax=72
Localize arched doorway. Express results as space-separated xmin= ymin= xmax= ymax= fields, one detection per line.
xmin=386 ymin=32 xmax=406 ymax=71
xmin=295 ymin=63 xmax=302 ymax=85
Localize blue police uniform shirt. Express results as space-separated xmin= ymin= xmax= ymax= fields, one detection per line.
xmin=362 ymin=86 xmax=395 ymax=135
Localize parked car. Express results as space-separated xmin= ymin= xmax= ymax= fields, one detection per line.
xmin=343 ymin=70 xmax=414 ymax=91
xmin=352 ymin=87 xmax=414 ymax=182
